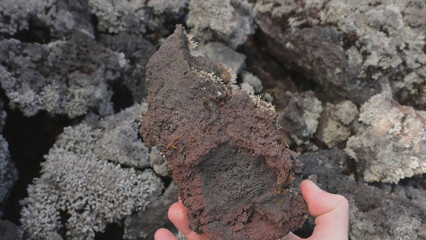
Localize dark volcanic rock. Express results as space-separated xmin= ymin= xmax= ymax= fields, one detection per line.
xmin=140 ymin=25 xmax=308 ymax=240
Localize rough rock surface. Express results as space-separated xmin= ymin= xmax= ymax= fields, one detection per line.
xmin=345 ymin=93 xmax=426 ymax=183
xmin=0 ymin=33 xmax=129 ymax=118
xmin=140 ymin=25 xmax=307 ymax=240
xmin=99 ymin=32 xmax=157 ymax=103
xmin=187 ymin=0 xmax=255 ymax=48
xmin=316 ymin=100 xmax=359 ymax=148
xmin=254 ymin=0 xmax=426 ymax=108
xmin=124 ymin=183 xmax=178 ymax=240
xmin=0 ymin=99 xmax=18 ymax=218
xmin=0 ymin=220 xmax=27 ymax=240
xmin=280 ymin=91 xmax=323 ymax=146
xmin=0 ymin=0 xmax=94 ymax=38
xmin=88 ymin=0 xmax=188 ymax=35
xmin=300 ymin=150 xmax=426 ymax=240
xmin=20 ymin=104 xmax=163 ymax=240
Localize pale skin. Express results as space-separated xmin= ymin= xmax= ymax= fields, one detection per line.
xmin=154 ymin=180 xmax=349 ymax=240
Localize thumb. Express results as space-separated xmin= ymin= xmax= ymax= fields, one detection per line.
xmin=300 ymin=180 xmax=349 ymax=240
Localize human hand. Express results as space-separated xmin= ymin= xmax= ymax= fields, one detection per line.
xmin=154 ymin=180 xmax=349 ymax=240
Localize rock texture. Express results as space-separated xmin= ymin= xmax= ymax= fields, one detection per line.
xmin=316 ymin=100 xmax=359 ymax=148
xmin=20 ymin=104 xmax=163 ymax=240
xmin=140 ymin=25 xmax=307 ymax=240
xmin=0 ymin=0 xmax=94 ymax=38
xmin=300 ymin=150 xmax=426 ymax=240
xmin=0 ymin=99 xmax=17 ymax=218
xmin=254 ymin=0 xmax=426 ymax=108
xmin=88 ymin=0 xmax=188 ymax=35
xmin=124 ymin=183 xmax=178 ymax=240
xmin=280 ymin=91 xmax=323 ymax=146
xmin=187 ymin=0 xmax=255 ymax=48
xmin=345 ymin=93 xmax=426 ymax=183
xmin=0 ymin=33 xmax=128 ymax=118
xmin=99 ymin=32 xmax=157 ymax=104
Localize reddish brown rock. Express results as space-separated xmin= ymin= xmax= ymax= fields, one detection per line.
xmin=140 ymin=25 xmax=308 ymax=240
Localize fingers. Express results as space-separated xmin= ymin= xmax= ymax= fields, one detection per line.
xmin=168 ymin=202 xmax=209 ymax=240
xmin=300 ymin=180 xmax=349 ymax=240
xmin=154 ymin=228 xmax=178 ymax=240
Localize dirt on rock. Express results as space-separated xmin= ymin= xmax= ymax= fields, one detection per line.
xmin=140 ymin=25 xmax=308 ymax=240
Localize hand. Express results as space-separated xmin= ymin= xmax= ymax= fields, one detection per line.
xmin=154 ymin=180 xmax=349 ymax=240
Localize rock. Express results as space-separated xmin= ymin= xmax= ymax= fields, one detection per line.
xmin=187 ymin=0 xmax=255 ymax=48
xmin=280 ymin=91 xmax=323 ymax=146
xmin=140 ymin=25 xmax=307 ymax=240
xmin=150 ymin=146 xmax=169 ymax=177
xmin=124 ymin=183 xmax=178 ymax=240
xmin=0 ymin=33 xmax=129 ymax=118
xmin=0 ymin=0 xmax=94 ymax=38
xmin=316 ymin=100 xmax=359 ymax=148
xmin=20 ymin=104 xmax=163 ymax=240
xmin=300 ymin=150 xmax=426 ymax=240
xmin=198 ymin=42 xmax=246 ymax=75
xmin=241 ymin=71 xmax=263 ymax=94
xmin=254 ymin=0 xmax=426 ymax=108
xmin=0 ymin=220 xmax=26 ymax=240
xmin=0 ymin=99 xmax=17 ymax=218
xmin=345 ymin=93 xmax=426 ymax=183
xmin=88 ymin=0 xmax=188 ymax=35
xmin=99 ymin=32 xmax=157 ymax=103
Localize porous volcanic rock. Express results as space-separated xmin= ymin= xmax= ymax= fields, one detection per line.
xmin=140 ymin=25 xmax=308 ymax=240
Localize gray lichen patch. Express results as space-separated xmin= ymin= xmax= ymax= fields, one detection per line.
xmin=0 ymin=0 xmax=94 ymax=38
xmin=187 ymin=0 xmax=255 ymax=49
xmin=88 ymin=0 xmax=188 ymax=35
xmin=345 ymin=93 xmax=426 ymax=183
xmin=0 ymin=33 xmax=129 ymax=118
xmin=254 ymin=0 xmax=426 ymax=108
xmin=20 ymin=104 xmax=163 ymax=240
xmin=280 ymin=91 xmax=323 ymax=146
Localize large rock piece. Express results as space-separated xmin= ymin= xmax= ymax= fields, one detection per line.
xmin=345 ymin=93 xmax=426 ymax=183
xmin=300 ymin=150 xmax=426 ymax=240
xmin=254 ymin=0 xmax=426 ymax=108
xmin=140 ymin=25 xmax=307 ymax=240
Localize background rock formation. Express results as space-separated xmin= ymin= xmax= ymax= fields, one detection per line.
xmin=0 ymin=0 xmax=424 ymax=239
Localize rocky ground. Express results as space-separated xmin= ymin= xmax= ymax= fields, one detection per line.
xmin=0 ymin=0 xmax=424 ymax=240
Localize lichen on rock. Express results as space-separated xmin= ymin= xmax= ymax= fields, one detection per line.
xmin=280 ymin=91 xmax=323 ymax=147
xmin=20 ymin=104 xmax=163 ymax=239
xmin=187 ymin=0 xmax=255 ymax=49
xmin=345 ymin=93 xmax=426 ymax=183
xmin=88 ymin=0 xmax=188 ymax=35
xmin=140 ymin=25 xmax=307 ymax=240
xmin=0 ymin=33 xmax=129 ymax=118
xmin=254 ymin=0 xmax=426 ymax=108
